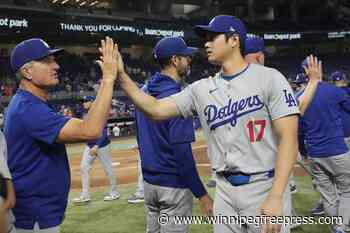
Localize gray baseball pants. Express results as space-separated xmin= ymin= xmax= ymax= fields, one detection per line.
xmin=135 ymin=155 xmax=144 ymax=197
xmin=16 ymin=223 xmax=59 ymax=233
xmin=309 ymin=151 xmax=350 ymax=232
xmin=80 ymin=144 xmax=117 ymax=197
xmin=214 ymin=176 xmax=291 ymax=233
xmin=144 ymin=181 xmax=193 ymax=233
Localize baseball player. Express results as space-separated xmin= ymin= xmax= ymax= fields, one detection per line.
xmin=135 ymin=36 xmax=212 ymax=233
xmin=244 ymin=34 xmax=265 ymax=65
xmin=5 ymin=37 xmax=118 ymax=233
xmin=0 ymin=130 xmax=16 ymax=233
xmin=73 ymin=96 xmax=120 ymax=203
xmin=128 ymin=146 xmax=145 ymax=204
xmin=244 ymin=36 xmax=307 ymax=230
xmin=291 ymin=73 xmax=327 ymax=217
xmin=297 ymin=61 xmax=350 ymax=233
xmin=116 ymin=15 xmax=301 ymax=233
xmin=330 ymin=71 xmax=350 ymax=148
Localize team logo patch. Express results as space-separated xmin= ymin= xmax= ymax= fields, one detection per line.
xmin=283 ymin=89 xmax=297 ymax=107
xmin=204 ymin=95 xmax=264 ymax=130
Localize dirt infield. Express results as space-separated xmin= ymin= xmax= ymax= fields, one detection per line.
xmin=68 ymin=140 xmax=308 ymax=190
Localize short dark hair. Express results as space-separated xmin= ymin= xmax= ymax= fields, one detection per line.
xmin=157 ymin=57 xmax=173 ymax=69
xmin=224 ymin=33 xmax=245 ymax=56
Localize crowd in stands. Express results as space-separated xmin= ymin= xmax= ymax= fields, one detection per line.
xmin=267 ymin=53 xmax=350 ymax=82
xmin=1 ymin=49 xmax=349 ymax=136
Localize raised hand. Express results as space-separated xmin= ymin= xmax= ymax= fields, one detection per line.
xmin=115 ymin=48 xmax=126 ymax=77
xmin=303 ymin=55 xmax=322 ymax=83
xmin=96 ymin=36 xmax=119 ymax=83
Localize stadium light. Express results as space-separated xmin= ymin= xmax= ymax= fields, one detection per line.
xmin=61 ymin=0 xmax=70 ymax=4
xmin=89 ymin=1 xmax=99 ymax=6
xmin=79 ymin=1 xmax=87 ymax=6
xmin=52 ymin=0 xmax=59 ymax=3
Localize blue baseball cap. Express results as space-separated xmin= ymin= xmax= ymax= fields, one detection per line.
xmin=299 ymin=57 xmax=310 ymax=74
xmin=292 ymin=73 xmax=309 ymax=85
xmin=153 ymin=37 xmax=197 ymax=60
xmin=194 ymin=15 xmax=247 ymax=45
xmin=10 ymin=38 xmax=63 ymax=73
xmin=330 ymin=71 xmax=347 ymax=82
xmin=82 ymin=96 xmax=95 ymax=102
xmin=245 ymin=35 xmax=264 ymax=54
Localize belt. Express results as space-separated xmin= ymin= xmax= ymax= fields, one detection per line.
xmin=217 ymin=169 xmax=275 ymax=186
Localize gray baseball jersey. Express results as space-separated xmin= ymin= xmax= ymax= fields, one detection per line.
xmin=171 ymin=63 xmax=299 ymax=174
xmin=0 ymin=131 xmax=16 ymax=232
xmin=0 ymin=131 xmax=11 ymax=179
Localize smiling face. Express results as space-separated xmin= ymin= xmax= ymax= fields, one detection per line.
xmin=20 ymin=55 xmax=60 ymax=88
xmin=204 ymin=32 xmax=240 ymax=64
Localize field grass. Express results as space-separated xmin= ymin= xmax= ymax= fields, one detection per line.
xmin=62 ymin=176 xmax=330 ymax=233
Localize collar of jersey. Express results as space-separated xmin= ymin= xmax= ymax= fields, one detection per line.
xmin=220 ymin=63 xmax=250 ymax=81
xmin=17 ymin=88 xmax=47 ymax=104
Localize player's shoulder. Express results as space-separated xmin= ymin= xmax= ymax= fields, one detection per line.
xmin=247 ymin=64 xmax=288 ymax=89
xmin=248 ymin=63 xmax=285 ymax=79
xmin=187 ymin=72 xmax=221 ymax=89
xmin=8 ymin=96 xmax=44 ymax=116
xmin=321 ymin=82 xmax=338 ymax=90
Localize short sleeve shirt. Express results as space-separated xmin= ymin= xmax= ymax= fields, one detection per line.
xmin=171 ymin=64 xmax=299 ymax=173
xmin=4 ymin=89 xmax=70 ymax=229
xmin=0 ymin=131 xmax=11 ymax=179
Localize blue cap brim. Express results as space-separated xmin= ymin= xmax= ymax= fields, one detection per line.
xmin=181 ymin=47 xmax=198 ymax=56
xmin=34 ymin=48 xmax=64 ymax=61
xmin=194 ymin=25 xmax=223 ymax=37
xmin=49 ymin=48 xmax=64 ymax=55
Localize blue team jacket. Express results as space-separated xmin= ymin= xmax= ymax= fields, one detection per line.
xmin=340 ymin=87 xmax=350 ymax=138
xmin=135 ymin=73 xmax=206 ymax=198
xmin=299 ymin=83 xmax=350 ymax=157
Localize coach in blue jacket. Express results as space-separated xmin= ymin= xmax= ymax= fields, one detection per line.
xmin=298 ymin=62 xmax=350 ymax=233
xmin=331 ymin=71 xmax=350 ymax=149
xmin=135 ymin=37 xmax=213 ymax=233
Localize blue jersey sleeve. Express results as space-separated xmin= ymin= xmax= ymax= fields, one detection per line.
xmin=168 ymin=117 xmax=195 ymax=144
xmin=173 ymin=143 xmax=207 ymax=198
xmin=338 ymin=87 xmax=350 ymax=113
xmin=20 ymin=102 xmax=70 ymax=144
xmin=168 ymin=117 xmax=206 ymax=198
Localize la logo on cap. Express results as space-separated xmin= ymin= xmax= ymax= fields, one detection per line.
xmin=229 ymin=27 xmax=236 ymax=32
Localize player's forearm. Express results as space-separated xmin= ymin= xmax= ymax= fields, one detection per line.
xmin=0 ymin=204 xmax=6 ymax=233
xmin=270 ymin=135 xmax=298 ymax=197
xmin=3 ymin=180 xmax=15 ymax=210
xmin=298 ymin=80 xmax=320 ymax=115
xmin=119 ymin=72 xmax=165 ymax=120
xmin=81 ymin=80 xmax=115 ymax=138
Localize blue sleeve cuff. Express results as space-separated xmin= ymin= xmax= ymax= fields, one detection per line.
xmin=174 ymin=143 xmax=207 ymax=198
